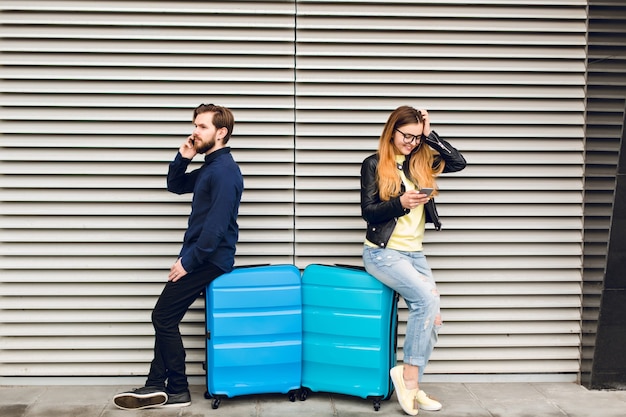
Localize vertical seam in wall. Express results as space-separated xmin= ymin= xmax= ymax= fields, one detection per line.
xmin=580 ymin=0 xmax=591 ymax=383
xmin=293 ymin=0 xmax=298 ymax=265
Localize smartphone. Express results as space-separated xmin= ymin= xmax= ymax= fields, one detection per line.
xmin=419 ymin=188 xmax=434 ymax=197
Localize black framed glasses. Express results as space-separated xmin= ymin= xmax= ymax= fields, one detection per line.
xmin=394 ymin=128 xmax=423 ymax=144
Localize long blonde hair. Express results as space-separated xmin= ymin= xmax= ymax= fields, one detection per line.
xmin=377 ymin=106 xmax=445 ymax=201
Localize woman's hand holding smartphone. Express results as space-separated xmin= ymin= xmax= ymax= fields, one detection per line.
xmin=419 ymin=188 xmax=434 ymax=197
xmin=401 ymin=188 xmax=432 ymax=210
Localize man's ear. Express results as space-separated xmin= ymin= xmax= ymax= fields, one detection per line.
xmin=217 ymin=126 xmax=228 ymax=140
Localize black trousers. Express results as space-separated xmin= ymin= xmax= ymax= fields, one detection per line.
xmin=145 ymin=263 xmax=224 ymax=394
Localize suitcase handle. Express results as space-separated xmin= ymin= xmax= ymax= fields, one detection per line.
xmin=233 ymin=263 xmax=271 ymax=269
xmin=334 ymin=263 xmax=366 ymax=271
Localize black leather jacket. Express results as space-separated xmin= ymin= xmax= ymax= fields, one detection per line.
xmin=360 ymin=131 xmax=466 ymax=248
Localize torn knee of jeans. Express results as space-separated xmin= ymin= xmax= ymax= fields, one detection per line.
xmin=431 ymin=288 xmax=440 ymax=297
xmin=434 ymin=314 xmax=443 ymax=326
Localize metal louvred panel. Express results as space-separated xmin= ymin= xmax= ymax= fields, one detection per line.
xmin=294 ymin=0 xmax=587 ymax=379
xmin=0 ymin=0 xmax=296 ymax=380
xmin=581 ymin=1 xmax=626 ymax=386
xmin=0 ymin=0 xmax=593 ymax=383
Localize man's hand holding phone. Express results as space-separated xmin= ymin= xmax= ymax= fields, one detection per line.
xmin=179 ymin=135 xmax=197 ymax=160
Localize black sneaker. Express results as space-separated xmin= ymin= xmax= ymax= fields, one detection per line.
xmin=161 ymin=390 xmax=191 ymax=408
xmin=113 ymin=386 xmax=168 ymax=410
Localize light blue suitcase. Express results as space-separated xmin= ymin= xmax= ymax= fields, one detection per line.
xmin=300 ymin=264 xmax=398 ymax=411
xmin=204 ymin=264 xmax=302 ymax=409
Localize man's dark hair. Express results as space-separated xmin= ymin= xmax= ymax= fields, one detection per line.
xmin=193 ymin=103 xmax=235 ymax=143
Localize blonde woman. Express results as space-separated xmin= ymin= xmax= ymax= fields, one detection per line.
xmin=361 ymin=106 xmax=466 ymax=415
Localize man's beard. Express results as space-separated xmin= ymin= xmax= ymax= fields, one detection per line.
xmin=194 ymin=135 xmax=216 ymax=154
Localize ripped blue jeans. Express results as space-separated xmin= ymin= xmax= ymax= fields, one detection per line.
xmin=363 ymin=245 xmax=441 ymax=381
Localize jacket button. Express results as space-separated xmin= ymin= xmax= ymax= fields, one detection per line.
xmin=372 ymin=227 xmax=376 ymax=231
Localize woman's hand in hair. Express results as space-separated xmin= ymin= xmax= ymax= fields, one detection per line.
xmin=419 ymin=109 xmax=431 ymax=136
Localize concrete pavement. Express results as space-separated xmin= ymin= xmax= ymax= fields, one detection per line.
xmin=1 ymin=382 xmax=626 ymax=417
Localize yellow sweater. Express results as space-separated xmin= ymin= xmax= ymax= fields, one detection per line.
xmin=383 ymin=155 xmax=426 ymax=251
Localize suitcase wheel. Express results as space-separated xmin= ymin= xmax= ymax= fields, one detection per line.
xmin=203 ymin=391 xmax=211 ymax=400
xmin=298 ymin=388 xmax=309 ymax=401
xmin=372 ymin=397 xmax=383 ymax=411
xmin=288 ymin=391 xmax=297 ymax=402
xmin=212 ymin=398 xmax=221 ymax=409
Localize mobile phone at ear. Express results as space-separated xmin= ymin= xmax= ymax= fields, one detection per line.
xmin=419 ymin=188 xmax=434 ymax=197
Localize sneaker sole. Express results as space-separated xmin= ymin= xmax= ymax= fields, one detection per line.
xmin=419 ymin=404 xmax=442 ymax=411
xmin=160 ymin=400 xmax=191 ymax=408
xmin=113 ymin=392 xmax=168 ymax=410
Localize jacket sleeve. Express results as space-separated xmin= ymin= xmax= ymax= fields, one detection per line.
xmin=424 ymin=130 xmax=467 ymax=173
xmin=360 ymin=155 xmax=407 ymax=224
xmin=167 ymin=152 xmax=198 ymax=194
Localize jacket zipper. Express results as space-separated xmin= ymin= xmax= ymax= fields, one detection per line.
xmin=436 ymin=138 xmax=451 ymax=153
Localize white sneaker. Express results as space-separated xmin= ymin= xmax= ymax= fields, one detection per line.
xmin=390 ymin=365 xmax=419 ymax=415
xmin=416 ymin=389 xmax=442 ymax=411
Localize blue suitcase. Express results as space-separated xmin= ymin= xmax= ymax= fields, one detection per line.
xmin=300 ymin=264 xmax=398 ymax=411
xmin=204 ymin=264 xmax=302 ymax=409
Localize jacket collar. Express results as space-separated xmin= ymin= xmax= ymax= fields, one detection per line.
xmin=204 ymin=147 xmax=231 ymax=164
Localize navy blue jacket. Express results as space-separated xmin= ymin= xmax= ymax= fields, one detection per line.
xmin=167 ymin=147 xmax=243 ymax=273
